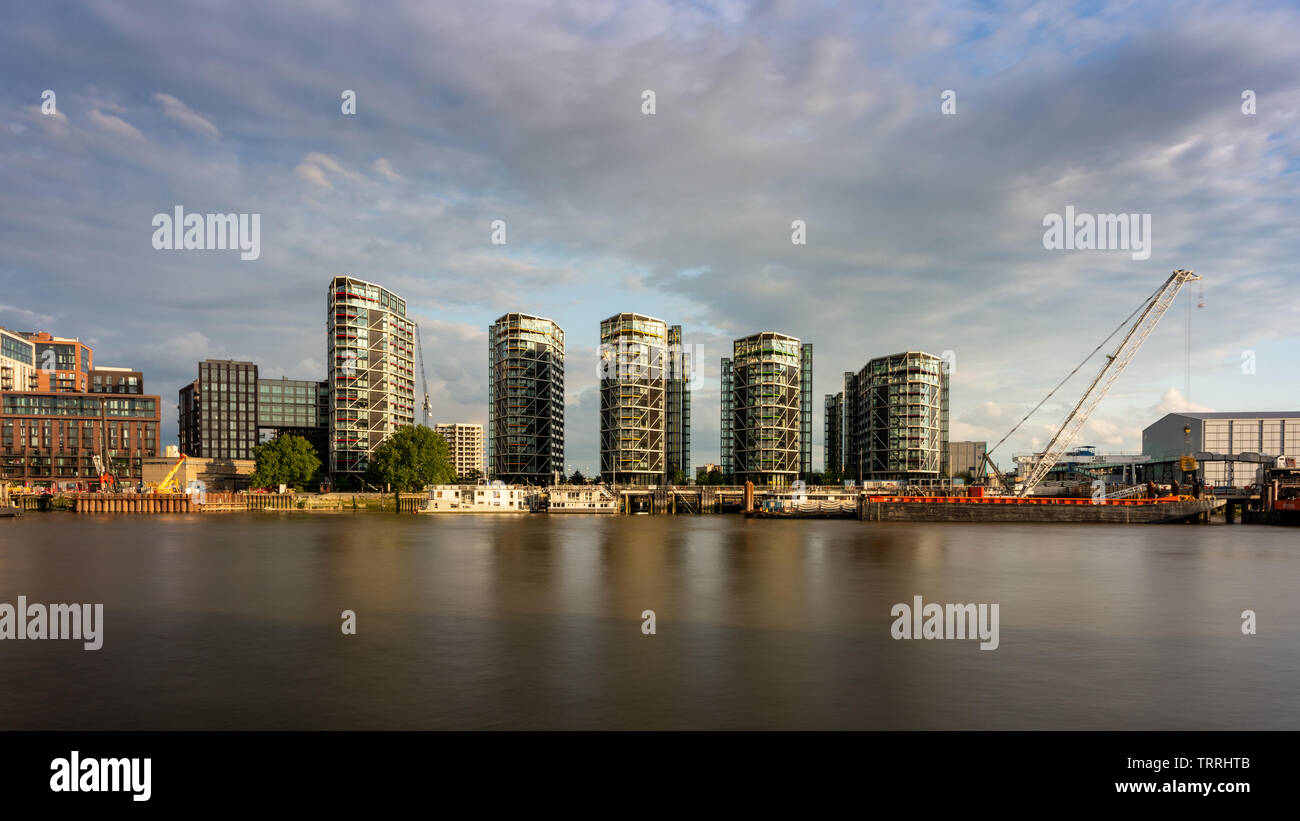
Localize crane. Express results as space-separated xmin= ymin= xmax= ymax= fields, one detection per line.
xmin=416 ymin=324 xmax=431 ymax=426
xmin=149 ymin=453 xmax=188 ymax=494
xmin=983 ymin=269 xmax=1202 ymax=497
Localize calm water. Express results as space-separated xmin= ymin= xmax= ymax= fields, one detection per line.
xmin=0 ymin=513 xmax=1297 ymax=730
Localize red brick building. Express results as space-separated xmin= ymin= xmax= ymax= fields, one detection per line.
xmin=1 ymin=391 xmax=160 ymax=490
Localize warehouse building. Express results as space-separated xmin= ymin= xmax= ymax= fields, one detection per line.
xmin=1143 ymin=411 xmax=1300 ymax=488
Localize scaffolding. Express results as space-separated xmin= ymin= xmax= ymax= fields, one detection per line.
xmin=488 ymin=313 xmax=564 ymax=484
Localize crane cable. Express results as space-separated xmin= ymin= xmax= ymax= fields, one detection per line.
xmin=984 ymin=278 xmax=1167 ymax=466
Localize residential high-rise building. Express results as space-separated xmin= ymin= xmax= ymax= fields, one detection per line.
xmin=824 ymin=391 xmax=844 ymax=476
xmin=23 ymin=332 xmax=92 ymax=392
xmin=1 ymin=392 xmax=160 ymax=489
xmin=328 ymin=276 xmax=417 ymax=479
xmin=0 ymin=327 xmax=38 ymax=392
xmin=488 ymin=312 xmax=564 ymax=484
xmin=719 ymin=356 xmax=734 ymax=479
xmin=435 ymin=422 xmax=484 ymax=479
xmin=666 ymin=324 xmax=691 ymax=483
xmin=178 ymin=360 xmax=259 ymax=460
xmin=600 ymin=313 xmax=667 ymax=485
xmin=1 ymin=326 xmax=157 ymax=490
xmin=720 ymin=332 xmax=813 ymax=486
xmin=839 ymin=351 xmax=949 ymax=483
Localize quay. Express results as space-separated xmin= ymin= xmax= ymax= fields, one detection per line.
xmin=0 ymin=484 xmax=1246 ymax=525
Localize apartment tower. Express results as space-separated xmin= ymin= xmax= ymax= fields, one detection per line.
xmin=487 ymin=313 xmax=564 ymax=484
xmin=327 ymin=276 xmax=417 ymax=479
xmin=720 ymin=332 xmax=813 ymax=486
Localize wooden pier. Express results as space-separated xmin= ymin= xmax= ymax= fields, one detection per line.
xmin=74 ymin=494 xmax=193 ymax=513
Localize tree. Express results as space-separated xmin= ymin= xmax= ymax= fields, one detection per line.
xmin=700 ymin=468 xmax=725 ymax=486
xmin=569 ymin=469 xmax=586 ymax=484
xmin=366 ymin=425 xmax=456 ymax=493
xmin=671 ymin=469 xmax=686 ymax=486
xmin=250 ymin=434 xmax=322 ymax=491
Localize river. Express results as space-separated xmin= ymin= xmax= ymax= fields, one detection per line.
xmin=1 ymin=514 xmax=1296 ymax=729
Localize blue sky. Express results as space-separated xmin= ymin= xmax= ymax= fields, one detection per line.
xmin=2 ymin=0 xmax=1298 ymax=474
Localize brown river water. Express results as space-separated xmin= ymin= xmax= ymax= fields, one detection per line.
xmin=0 ymin=513 xmax=1296 ymax=729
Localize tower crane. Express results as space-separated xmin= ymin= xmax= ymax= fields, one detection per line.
xmin=416 ymin=324 xmax=431 ymax=426
xmin=982 ymin=269 xmax=1202 ymax=497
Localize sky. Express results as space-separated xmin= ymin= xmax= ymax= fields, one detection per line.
xmin=2 ymin=0 xmax=1298 ymax=475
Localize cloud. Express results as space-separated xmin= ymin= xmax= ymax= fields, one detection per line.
xmin=0 ymin=303 xmax=57 ymax=327
xmin=151 ymin=93 xmax=221 ymax=139
xmin=2 ymin=0 xmax=1299 ymax=468
xmin=1153 ymin=387 xmax=1213 ymax=415
xmin=372 ymin=157 xmax=402 ymax=181
xmin=295 ymin=152 xmax=360 ymax=188
xmin=86 ymin=109 xmax=146 ymax=142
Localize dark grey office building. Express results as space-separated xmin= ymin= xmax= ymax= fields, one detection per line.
xmin=178 ymin=360 xmax=259 ymax=460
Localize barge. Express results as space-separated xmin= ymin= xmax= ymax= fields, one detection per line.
xmin=857 ymin=495 xmax=1222 ymax=524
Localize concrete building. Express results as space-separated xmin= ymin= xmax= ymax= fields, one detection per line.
xmin=0 ymin=327 xmax=38 ymax=393
xmin=948 ymin=440 xmax=988 ymax=479
xmin=179 ymin=360 xmax=259 ymax=460
xmin=488 ymin=312 xmax=564 ymax=485
xmin=835 ymin=351 xmax=949 ymax=483
xmin=434 ymin=422 xmax=484 ymax=479
xmin=328 ymin=276 xmax=418 ymax=479
xmin=720 ymin=332 xmax=813 ymax=486
xmin=142 ymin=455 xmax=255 ymax=492
xmin=1 ymin=391 xmax=160 ymax=490
xmin=1143 ymin=411 xmax=1300 ymax=487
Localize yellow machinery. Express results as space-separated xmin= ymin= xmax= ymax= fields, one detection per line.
xmin=149 ymin=454 xmax=188 ymax=493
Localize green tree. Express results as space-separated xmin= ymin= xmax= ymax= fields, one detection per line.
xmin=250 ymin=434 xmax=322 ymax=491
xmin=569 ymin=469 xmax=586 ymax=484
xmin=366 ymin=425 xmax=456 ymax=494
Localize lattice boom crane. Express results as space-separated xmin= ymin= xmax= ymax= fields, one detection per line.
xmin=416 ymin=324 xmax=431 ymax=426
xmin=1015 ymin=268 xmax=1202 ymax=497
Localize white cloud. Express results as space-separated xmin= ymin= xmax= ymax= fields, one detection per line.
xmin=151 ymin=93 xmax=221 ymax=139
xmin=372 ymin=157 xmax=402 ymax=181
xmin=87 ymin=109 xmax=146 ymax=142
xmin=1153 ymin=387 xmax=1213 ymax=415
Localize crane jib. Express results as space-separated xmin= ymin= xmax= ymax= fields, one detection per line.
xmin=995 ymin=270 xmax=1200 ymax=497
